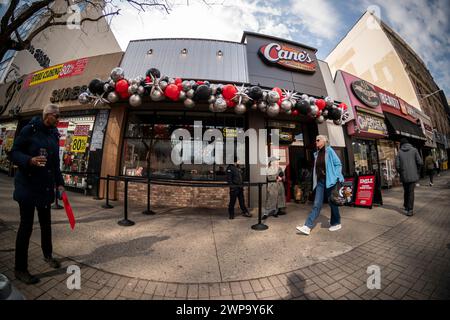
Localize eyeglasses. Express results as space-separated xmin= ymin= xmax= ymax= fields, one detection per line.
xmin=316 ymin=139 xmax=321 ymax=142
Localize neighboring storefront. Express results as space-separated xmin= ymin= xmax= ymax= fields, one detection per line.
xmin=0 ymin=53 xmax=123 ymax=194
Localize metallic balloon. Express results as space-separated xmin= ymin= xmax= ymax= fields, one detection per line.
xmin=235 ymin=104 xmax=247 ymax=114
xmin=184 ymin=98 xmax=195 ymax=109
xmin=150 ymin=89 xmax=164 ymax=101
xmin=210 ymin=84 xmax=217 ymax=95
xmin=182 ymin=80 xmax=191 ymax=91
xmin=316 ymin=115 xmax=325 ymax=124
xmin=110 ymin=67 xmax=125 ymax=82
xmin=168 ymin=78 xmax=175 ymax=84
xmin=78 ymin=92 xmax=90 ymax=104
xmin=301 ymin=94 xmax=309 ymax=101
xmin=251 ymin=103 xmax=258 ymax=110
xmin=103 ymin=83 xmax=110 ymax=93
xmin=208 ymin=95 xmax=216 ymax=104
xmin=129 ymin=78 xmax=138 ymax=86
xmin=109 ymin=80 xmax=115 ymax=88
xmin=281 ymin=99 xmax=293 ymax=111
xmin=189 ymin=80 xmax=196 ymax=87
xmin=325 ymin=96 xmax=334 ymax=107
xmin=262 ymin=91 xmax=268 ymax=101
xmin=179 ymin=90 xmax=186 ymax=101
xmin=209 ymin=103 xmax=215 ymax=112
xmin=186 ymin=89 xmax=195 ymax=99
xmin=107 ymin=91 xmax=119 ymax=103
xmin=214 ymin=97 xmax=227 ymax=112
xmin=137 ymin=86 xmax=145 ymax=95
xmin=258 ymin=101 xmax=268 ymax=112
xmin=310 ymin=105 xmax=319 ymax=117
xmin=322 ymin=109 xmax=329 ymax=118
xmin=309 ymin=97 xmax=316 ymax=105
xmin=267 ymin=103 xmax=280 ymax=117
xmin=333 ymin=119 xmax=343 ymax=125
xmin=241 ymin=95 xmax=250 ymax=105
xmin=159 ymin=81 xmax=168 ymax=91
xmin=267 ymin=90 xmax=280 ymax=104
xmin=286 ymin=110 xmax=292 ymax=115
xmin=129 ymin=94 xmax=142 ymax=107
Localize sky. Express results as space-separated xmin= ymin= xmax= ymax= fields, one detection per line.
xmin=107 ymin=0 xmax=449 ymax=99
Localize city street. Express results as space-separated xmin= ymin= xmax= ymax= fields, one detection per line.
xmin=0 ymin=173 xmax=449 ymax=300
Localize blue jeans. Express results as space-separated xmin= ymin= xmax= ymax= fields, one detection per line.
xmin=305 ymin=180 xmax=341 ymax=229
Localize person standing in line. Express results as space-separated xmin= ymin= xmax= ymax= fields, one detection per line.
xmin=10 ymin=104 xmax=65 ymax=284
xmin=262 ymin=157 xmax=286 ymax=220
xmin=226 ymin=159 xmax=251 ymax=219
xmin=424 ymin=154 xmax=435 ymax=186
xmin=395 ymin=138 xmax=423 ymax=217
xmin=296 ymin=135 xmax=344 ymax=235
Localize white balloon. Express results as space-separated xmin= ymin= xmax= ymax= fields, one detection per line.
xmin=235 ymin=104 xmax=247 ymax=114
xmin=267 ymin=103 xmax=280 ymax=117
xmin=129 ymin=94 xmax=142 ymax=107
xmin=107 ymin=91 xmax=119 ymax=103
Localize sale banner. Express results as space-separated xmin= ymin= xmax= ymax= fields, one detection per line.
xmin=57 ymin=121 xmax=69 ymax=147
xmin=354 ymin=175 xmax=376 ymax=207
xmin=70 ymin=136 xmax=88 ymax=153
xmin=73 ymin=125 xmax=90 ymax=136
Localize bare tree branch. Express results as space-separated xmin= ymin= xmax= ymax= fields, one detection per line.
xmin=1 ymin=0 xmax=20 ymax=33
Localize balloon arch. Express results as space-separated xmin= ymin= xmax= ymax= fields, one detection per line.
xmin=78 ymin=67 xmax=348 ymax=125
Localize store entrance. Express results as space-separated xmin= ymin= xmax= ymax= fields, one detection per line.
xmin=352 ymin=139 xmax=380 ymax=176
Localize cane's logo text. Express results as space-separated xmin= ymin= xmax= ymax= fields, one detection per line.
xmin=259 ymin=43 xmax=316 ymax=73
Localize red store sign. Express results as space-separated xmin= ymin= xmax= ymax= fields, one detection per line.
xmin=375 ymin=86 xmax=417 ymax=123
xmin=259 ymin=42 xmax=316 ymax=73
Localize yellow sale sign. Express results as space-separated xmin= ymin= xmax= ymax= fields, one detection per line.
xmin=71 ymin=136 xmax=88 ymax=153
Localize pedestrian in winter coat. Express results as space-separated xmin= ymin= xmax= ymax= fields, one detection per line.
xmin=296 ymin=135 xmax=344 ymax=235
xmin=395 ymin=138 xmax=423 ymax=216
xmin=10 ymin=104 xmax=65 ymax=284
xmin=226 ymin=160 xmax=251 ymax=219
xmin=262 ymin=157 xmax=286 ymax=220
xmin=424 ymin=154 xmax=435 ymax=186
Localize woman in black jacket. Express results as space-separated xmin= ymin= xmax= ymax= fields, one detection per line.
xmin=10 ymin=104 xmax=65 ymax=284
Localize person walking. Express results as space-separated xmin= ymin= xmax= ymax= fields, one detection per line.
xmin=424 ymin=154 xmax=435 ymax=186
xmin=296 ymin=135 xmax=344 ymax=235
xmin=226 ymin=160 xmax=251 ymax=219
xmin=395 ymin=138 xmax=423 ymax=216
xmin=10 ymin=104 xmax=65 ymax=284
xmin=262 ymin=157 xmax=286 ymax=219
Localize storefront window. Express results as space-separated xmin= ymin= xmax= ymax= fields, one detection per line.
xmin=377 ymin=139 xmax=399 ymax=187
xmin=58 ymin=116 xmax=96 ymax=189
xmin=0 ymin=121 xmax=18 ymax=173
xmin=352 ymin=139 xmax=379 ymax=175
xmin=122 ymin=111 xmax=246 ymax=180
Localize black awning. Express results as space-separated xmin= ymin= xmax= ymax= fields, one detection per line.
xmin=383 ymin=113 xmax=426 ymax=141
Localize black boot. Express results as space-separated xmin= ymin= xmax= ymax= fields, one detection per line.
xmin=44 ymin=256 xmax=61 ymax=269
xmin=15 ymin=270 xmax=40 ymax=285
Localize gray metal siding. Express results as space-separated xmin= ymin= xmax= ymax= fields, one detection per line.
xmin=120 ymin=39 xmax=248 ymax=83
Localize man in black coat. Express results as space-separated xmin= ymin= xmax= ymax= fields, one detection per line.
xmin=226 ymin=160 xmax=251 ymax=219
xmin=10 ymin=104 xmax=65 ymax=284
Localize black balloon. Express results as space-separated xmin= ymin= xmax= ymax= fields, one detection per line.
xmin=296 ymin=99 xmax=310 ymax=115
xmin=216 ymin=87 xmax=222 ymax=94
xmin=192 ymin=84 xmax=198 ymax=91
xmin=247 ymin=86 xmax=263 ymax=101
xmin=193 ymin=84 xmax=212 ymax=101
xmin=329 ymin=108 xmax=342 ymax=120
xmin=146 ymin=68 xmax=161 ymax=78
xmin=89 ymin=79 xmax=104 ymax=95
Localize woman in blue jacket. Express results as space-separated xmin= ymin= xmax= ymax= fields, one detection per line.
xmin=296 ymin=135 xmax=344 ymax=235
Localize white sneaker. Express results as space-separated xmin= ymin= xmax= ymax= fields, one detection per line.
xmin=296 ymin=225 xmax=311 ymax=235
xmin=329 ymin=224 xmax=342 ymax=232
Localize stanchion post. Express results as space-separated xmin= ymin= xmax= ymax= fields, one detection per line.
xmin=118 ymin=178 xmax=135 ymax=226
xmin=93 ymin=174 xmax=102 ymax=200
xmin=142 ymin=176 xmax=156 ymax=215
xmin=102 ymin=174 xmax=114 ymax=209
xmin=52 ymin=189 xmax=63 ymax=210
xmin=251 ymin=183 xmax=268 ymax=231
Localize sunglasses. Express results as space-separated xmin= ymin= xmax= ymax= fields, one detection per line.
xmin=316 ymin=139 xmax=321 ymax=142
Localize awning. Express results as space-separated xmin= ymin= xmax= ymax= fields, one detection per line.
xmin=383 ymin=113 xmax=426 ymax=141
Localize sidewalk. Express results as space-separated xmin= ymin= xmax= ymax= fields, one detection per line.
xmin=0 ymin=173 xmax=449 ymax=300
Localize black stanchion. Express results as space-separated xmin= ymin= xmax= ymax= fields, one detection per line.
xmin=52 ymin=191 xmax=63 ymax=210
xmin=93 ymin=175 xmax=102 ymax=200
xmin=142 ymin=177 xmax=156 ymax=215
xmin=118 ymin=178 xmax=135 ymax=226
xmin=251 ymin=183 xmax=268 ymax=231
xmin=102 ymin=174 xmax=114 ymax=209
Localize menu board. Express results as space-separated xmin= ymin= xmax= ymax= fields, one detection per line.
xmin=90 ymin=110 xmax=109 ymax=151
xmin=354 ymin=175 xmax=376 ymax=208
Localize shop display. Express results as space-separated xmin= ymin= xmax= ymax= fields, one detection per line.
xmin=0 ymin=121 xmax=18 ymax=172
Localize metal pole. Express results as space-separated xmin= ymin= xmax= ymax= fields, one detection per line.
xmin=52 ymin=189 xmax=63 ymax=210
xmin=102 ymin=174 xmax=114 ymax=209
xmin=118 ymin=178 xmax=135 ymax=226
xmin=251 ymin=183 xmax=268 ymax=231
xmin=93 ymin=174 xmax=102 ymax=200
xmin=142 ymin=176 xmax=155 ymax=215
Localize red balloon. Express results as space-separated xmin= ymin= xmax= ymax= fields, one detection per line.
xmin=222 ymin=84 xmax=237 ymax=100
xmin=164 ymin=84 xmax=180 ymax=101
xmin=196 ymin=81 xmax=205 ymax=85
xmin=175 ymin=78 xmax=182 ymax=84
xmin=145 ymin=76 xmax=152 ymax=83
xmin=176 ymin=83 xmax=183 ymax=90
xmin=273 ymin=87 xmax=283 ymax=97
xmin=226 ymin=99 xmax=236 ymax=108
xmin=291 ymin=109 xmax=299 ymax=117
xmin=339 ymin=102 xmax=348 ymax=110
xmin=277 ymin=96 xmax=283 ymax=106
xmin=315 ymin=99 xmax=326 ymax=111
xmin=115 ymin=79 xmax=130 ymax=99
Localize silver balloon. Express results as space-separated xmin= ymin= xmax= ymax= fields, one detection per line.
xmin=214 ymin=97 xmax=227 ymax=112
xmin=107 ymin=91 xmax=119 ymax=103
xmin=128 ymin=84 xmax=138 ymax=94
xmin=310 ymin=105 xmax=319 ymax=117
xmin=109 ymin=80 xmax=115 ymax=88
xmin=325 ymin=96 xmax=334 ymax=107
xmin=309 ymin=97 xmax=316 ymax=105
xmin=301 ymin=94 xmax=309 ymax=101
xmin=333 ymin=119 xmax=343 ymax=125
xmin=209 ymin=103 xmax=215 ymax=112
xmin=267 ymin=91 xmax=280 ymax=104
xmin=179 ymin=91 xmax=186 ymax=101
xmin=159 ymin=81 xmax=168 ymax=91
xmin=78 ymin=92 xmax=90 ymax=104
xmin=150 ymin=89 xmax=164 ymax=101
xmin=110 ymin=67 xmax=125 ymax=82
xmin=182 ymin=80 xmax=191 ymax=91
xmin=241 ymin=96 xmax=250 ymax=105
xmin=286 ymin=110 xmax=292 ymax=115
xmin=208 ymin=95 xmax=216 ymax=104
xmin=168 ymin=78 xmax=175 ymax=84
xmin=267 ymin=103 xmax=280 ymax=117
xmin=129 ymin=78 xmax=138 ymax=86
xmin=103 ymin=83 xmax=110 ymax=92
xmin=189 ymin=80 xmax=196 ymax=87
xmin=137 ymin=86 xmax=145 ymax=95
xmin=322 ymin=109 xmax=329 ymax=118
xmin=281 ymin=99 xmax=293 ymax=111
xmin=258 ymin=101 xmax=268 ymax=112
xmin=210 ymin=84 xmax=217 ymax=95
xmin=235 ymin=104 xmax=247 ymax=114
xmin=316 ymin=115 xmax=325 ymax=124
xmin=251 ymin=103 xmax=258 ymax=110
xmin=184 ymin=98 xmax=195 ymax=109
xmin=186 ymin=89 xmax=195 ymax=99
xmin=129 ymin=94 xmax=142 ymax=107
xmin=262 ymin=91 xmax=268 ymax=101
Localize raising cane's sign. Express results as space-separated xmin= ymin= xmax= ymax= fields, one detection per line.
xmin=259 ymin=43 xmax=316 ymax=73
